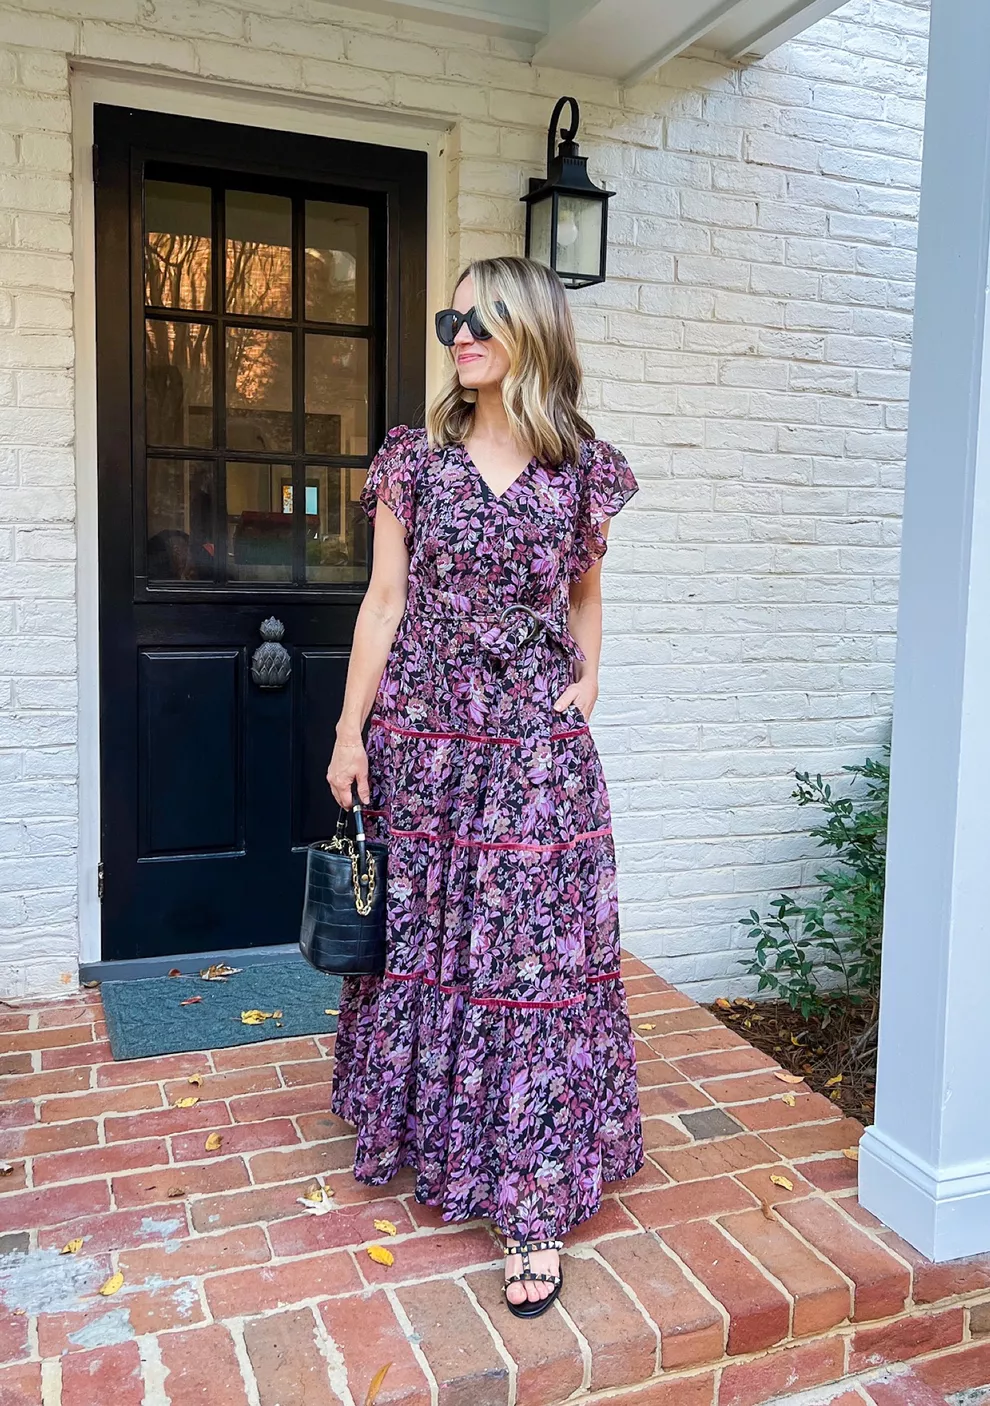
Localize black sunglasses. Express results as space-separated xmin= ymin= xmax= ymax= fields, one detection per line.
xmin=435 ymin=301 xmax=508 ymax=347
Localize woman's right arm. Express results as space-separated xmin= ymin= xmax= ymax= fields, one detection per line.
xmin=326 ymin=502 xmax=410 ymax=808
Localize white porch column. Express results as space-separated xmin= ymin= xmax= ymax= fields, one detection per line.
xmin=858 ymin=0 xmax=990 ymax=1263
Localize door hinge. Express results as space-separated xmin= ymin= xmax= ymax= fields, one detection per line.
xmin=97 ymin=861 xmax=104 ymax=902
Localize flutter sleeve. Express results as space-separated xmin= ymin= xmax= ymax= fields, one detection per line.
xmin=569 ymin=439 xmax=640 ymax=582
xmin=359 ymin=425 xmax=425 ymax=551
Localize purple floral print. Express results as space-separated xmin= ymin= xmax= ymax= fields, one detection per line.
xmin=330 ymin=425 xmax=645 ymax=1240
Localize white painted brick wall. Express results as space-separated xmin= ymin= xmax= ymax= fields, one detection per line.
xmin=0 ymin=0 xmax=928 ymax=998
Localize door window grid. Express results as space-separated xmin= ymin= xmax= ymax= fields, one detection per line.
xmin=143 ymin=178 xmax=375 ymax=588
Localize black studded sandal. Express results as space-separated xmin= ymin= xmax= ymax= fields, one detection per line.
xmin=502 ymin=1237 xmax=564 ymax=1319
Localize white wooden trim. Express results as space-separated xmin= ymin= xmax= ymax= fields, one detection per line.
xmin=70 ymin=61 xmax=450 ymax=965
xmin=857 ymin=0 xmax=990 ymax=1263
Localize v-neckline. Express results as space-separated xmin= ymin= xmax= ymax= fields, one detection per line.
xmin=459 ymin=442 xmax=537 ymax=504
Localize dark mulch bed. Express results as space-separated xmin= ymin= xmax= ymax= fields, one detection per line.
xmin=705 ymin=996 xmax=878 ymax=1122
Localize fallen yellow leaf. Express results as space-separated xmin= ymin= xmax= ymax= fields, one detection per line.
xmin=367 ymin=1245 xmax=394 ymax=1267
xmin=205 ymin=1133 xmax=223 ymax=1152
xmin=301 ymin=1184 xmax=326 ymax=1204
xmin=781 ymin=1093 xmax=797 ymax=1107
xmin=714 ymin=998 xmax=732 ymax=1011
xmin=842 ymin=1147 xmax=860 ymax=1161
xmin=637 ymin=1023 xmax=656 ymax=1032
xmin=201 ymin=963 xmax=242 ymax=981
xmin=187 ymin=1074 xmax=203 ymax=1087
xmin=99 ymin=1272 xmax=124 ymax=1297
xmin=174 ymin=1096 xmax=199 ymax=1108
xmin=364 ymin=1363 xmax=393 ymax=1406
xmin=770 ymin=1174 xmax=794 ymax=1191
xmin=830 ymin=1089 xmax=843 ymax=1102
xmin=373 ymin=1219 xmax=398 ymax=1237
xmin=60 ymin=1239 xmax=83 ymax=1255
xmin=825 ymin=1074 xmax=843 ymax=1088
xmin=774 ymin=1072 xmax=804 ymax=1085
xmin=240 ymin=1009 xmax=274 ymax=1025
xmin=325 ymin=1008 xmax=341 ymax=1016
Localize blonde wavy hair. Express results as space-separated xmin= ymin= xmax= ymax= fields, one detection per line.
xmin=426 ymin=257 xmax=595 ymax=468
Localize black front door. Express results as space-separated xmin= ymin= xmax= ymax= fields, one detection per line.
xmin=94 ymin=106 xmax=426 ymax=962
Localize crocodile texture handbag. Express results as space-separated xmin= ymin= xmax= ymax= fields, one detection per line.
xmin=299 ymin=784 xmax=388 ymax=976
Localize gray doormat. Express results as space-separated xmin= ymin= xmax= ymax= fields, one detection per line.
xmin=100 ymin=959 xmax=344 ymax=1061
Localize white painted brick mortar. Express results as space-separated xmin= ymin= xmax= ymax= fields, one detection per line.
xmin=0 ymin=0 xmax=927 ymax=997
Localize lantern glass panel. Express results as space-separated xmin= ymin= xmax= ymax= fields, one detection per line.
xmin=555 ymin=194 xmax=603 ymax=281
xmin=528 ymin=193 xmax=553 ymax=269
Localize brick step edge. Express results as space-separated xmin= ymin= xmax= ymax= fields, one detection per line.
xmin=565 ymin=1336 xmax=990 ymax=1406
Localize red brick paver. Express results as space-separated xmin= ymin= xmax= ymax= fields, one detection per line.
xmin=1 ymin=959 xmax=988 ymax=1406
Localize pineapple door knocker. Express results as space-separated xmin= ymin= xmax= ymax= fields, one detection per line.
xmin=250 ymin=617 xmax=292 ymax=690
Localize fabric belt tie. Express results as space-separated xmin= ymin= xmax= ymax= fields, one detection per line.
xmin=405 ymin=584 xmax=587 ymax=665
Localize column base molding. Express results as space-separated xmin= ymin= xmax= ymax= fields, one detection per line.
xmin=859 ymin=1125 xmax=990 ymax=1263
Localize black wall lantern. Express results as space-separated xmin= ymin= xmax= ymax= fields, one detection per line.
xmin=522 ymin=96 xmax=614 ymax=289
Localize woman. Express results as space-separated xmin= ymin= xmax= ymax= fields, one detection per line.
xmin=326 ymin=256 xmax=644 ymax=1319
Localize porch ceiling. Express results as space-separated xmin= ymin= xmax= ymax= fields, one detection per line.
xmin=351 ymin=0 xmax=846 ymax=79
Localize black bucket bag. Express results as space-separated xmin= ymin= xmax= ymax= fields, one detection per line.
xmin=299 ymin=782 xmax=387 ymax=976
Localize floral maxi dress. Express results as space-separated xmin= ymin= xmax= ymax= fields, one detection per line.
xmin=330 ymin=425 xmax=645 ymax=1240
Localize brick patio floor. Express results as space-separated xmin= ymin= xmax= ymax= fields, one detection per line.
xmin=2 ymin=954 xmax=990 ymax=1406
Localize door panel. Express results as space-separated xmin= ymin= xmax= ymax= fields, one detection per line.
xmin=94 ymin=105 xmax=426 ymax=961
xmin=138 ymin=650 xmax=243 ymax=857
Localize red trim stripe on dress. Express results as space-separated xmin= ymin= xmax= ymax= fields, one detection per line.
xmin=381 ymin=967 xmax=623 ymax=1010
xmin=369 ymin=716 xmax=590 ymax=745
xmin=360 ymin=815 xmax=612 ymax=852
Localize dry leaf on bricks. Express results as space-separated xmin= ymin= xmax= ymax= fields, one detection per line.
xmin=174 ymin=1097 xmax=199 ymax=1108
xmin=167 ymin=1187 xmax=186 ymax=1198
xmin=774 ymin=1072 xmax=804 ymax=1085
xmin=187 ymin=1074 xmax=203 ymax=1086
xmin=367 ymin=1245 xmax=394 ymax=1267
xmin=99 ymin=1272 xmax=124 ymax=1297
xmin=843 ymin=1147 xmax=860 ymax=1161
xmin=205 ymin=1133 xmax=223 ymax=1152
xmin=637 ymin=1023 xmax=656 ymax=1032
xmin=364 ymin=1363 xmax=393 ymax=1406
xmin=770 ymin=1174 xmax=794 ymax=1191
xmin=781 ymin=1094 xmax=797 ymax=1107
xmin=0 ymin=1163 xmax=13 ymax=1177
xmin=373 ymin=1219 xmax=398 ymax=1237
xmin=60 ymin=1239 xmax=83 ymax=1255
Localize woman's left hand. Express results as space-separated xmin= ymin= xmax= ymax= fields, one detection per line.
xmin=552 ymin=678 xmax=599 ymax=722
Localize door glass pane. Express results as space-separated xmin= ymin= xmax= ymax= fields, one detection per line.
xmin=145 ymin=181 xmax=212 ymax=311
xmin=305 ymin=202 xmax=369 ymax=324
xmin=305 ymin=335 xmax=368 ymax=455
xmin=305 ymin=465 xmax=368 ymax=583
xmin=226 ymin=328 xmax=293 ymax=453
xmin=226 ymin=462 xmax=294 ymax=582
xmin=225 ymin=191 xmax=292 ymax=317
xmin=147 ymin=458 xmax=217 ymax=581
xmin=146 ymin=320 xmax=213 ymax=448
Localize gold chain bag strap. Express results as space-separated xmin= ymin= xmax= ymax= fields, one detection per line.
xmin=299 ymin=782 xmax=388 ymax=976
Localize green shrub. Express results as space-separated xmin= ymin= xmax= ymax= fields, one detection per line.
xmin=738 ymin=751 xmax=889 ymax=1023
